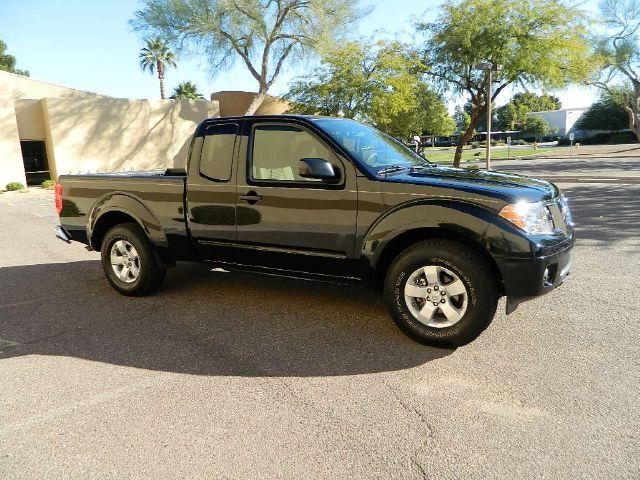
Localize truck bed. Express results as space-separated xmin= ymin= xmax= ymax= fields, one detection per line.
xmin=57 ymin=169 xmax=188 ymax=252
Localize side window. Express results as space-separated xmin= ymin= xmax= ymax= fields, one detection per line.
xmin=251 ymin=125 xmax=335 ymax=183
xmin=200 ymin=123 xmax=238 ymax=181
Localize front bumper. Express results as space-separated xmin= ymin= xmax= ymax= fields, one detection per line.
xmin=497 ymin=239 xmax=574 ymax=313
xmin=55 ymin=225 xmax=71 ymax=244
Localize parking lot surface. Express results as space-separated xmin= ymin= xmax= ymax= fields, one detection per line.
xmin=0 ymin=165 xmax=638 ymax=478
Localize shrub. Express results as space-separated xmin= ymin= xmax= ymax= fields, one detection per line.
xmin=41 ymin=180 xmax=56 ymax=189
xmin=610 ymin=131 xmax=637 ymax=144
xmin=586 ymin=132 xmax=614 ymax=144
xmin=558 ymin=131 xmax=638 ymax=145
xmin=5 ymin=182 xmax=25 ymax=191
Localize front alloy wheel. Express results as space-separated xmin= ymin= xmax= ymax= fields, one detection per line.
xmin=404 ymin=265 xmax=468 ymax=328
xmin=383 ymin=239 xmax=499 ymax=348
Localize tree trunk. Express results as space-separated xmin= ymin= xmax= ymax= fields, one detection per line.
xmin=244 ymin=93 xmax=266 ymax=116
xmin=453 ymin=126 xmax=476 ymax=167
xmin=157 ymin=60 xmax=165 ymax=100
xmin=625 ymin=80 xmax=640 ymax=140
xmin=159 ymin=76 xmax=165 ymax=100
xmin=453 ymin=106 xmax=486 ymax=168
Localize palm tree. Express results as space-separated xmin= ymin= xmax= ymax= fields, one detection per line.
xmin=170 ymin=81 xmax=205 ymax=100
xmin=139 ymin=37 xmax=177 ymax=99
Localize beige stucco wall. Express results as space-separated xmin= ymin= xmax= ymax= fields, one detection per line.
xmin=1 ymin=71 xmax=298 ymax=184
xmin=212 ymin=91 xmax=290 ymax=117
xmin=14 ymin=99 xmax=47 ymax=140
xmin=0 ymin=99 xmax=28 ymax=186
xmin=0 ymin=70 xmax=98 ymax=100
xmin=43 ymin=97 xmax=220 ymax=176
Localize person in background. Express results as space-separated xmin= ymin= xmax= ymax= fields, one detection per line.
xmin=412 ymin=135 xmax=421 ymax=153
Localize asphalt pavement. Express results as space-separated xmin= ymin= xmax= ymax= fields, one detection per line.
xmin=0 ymin=160 xmax=638 ymax=479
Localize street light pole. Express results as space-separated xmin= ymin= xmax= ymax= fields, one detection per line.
xmin=486 ymin=68 xmax=493 ymax=171
xmin=475 ymin=62 xmax=502 ymax=171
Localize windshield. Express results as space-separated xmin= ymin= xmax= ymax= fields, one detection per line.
xmin=313 ymin=118 xmax=429 ymax=175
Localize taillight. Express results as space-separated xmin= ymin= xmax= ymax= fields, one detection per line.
xmin=54 ymin=182 xmax=63 ymax=214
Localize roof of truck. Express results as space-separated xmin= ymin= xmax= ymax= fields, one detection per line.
xmin=203 ymin=114 xmax=342 ymax=122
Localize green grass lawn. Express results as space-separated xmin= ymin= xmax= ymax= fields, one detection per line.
xmin=423 ymin=147 xmax=556 ymax=164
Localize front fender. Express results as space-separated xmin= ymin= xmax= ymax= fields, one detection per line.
xmin=88 ymin=192 xmax=168 ymax=248
xmin=361 ymin=200 xmax=534 ymax=270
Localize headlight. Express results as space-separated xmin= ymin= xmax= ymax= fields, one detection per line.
xmin=558 ymin=195 xmax=574 ymax=227
xmin=499 ymin=201 xmax=555 ymax=234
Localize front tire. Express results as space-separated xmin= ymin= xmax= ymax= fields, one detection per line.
xmin=383 ymin=239 xmax=499 ymax=348
xmin=100 ymin=223 xmax=166 ymax=296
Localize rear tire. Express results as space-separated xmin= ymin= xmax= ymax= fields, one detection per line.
xmin=100 ymin=223 xmax=166 ymax=296
xmin=383 ymin=239 xmax=498 ymax=348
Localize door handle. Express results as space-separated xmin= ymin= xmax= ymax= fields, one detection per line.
xmin=239 ymin=191 xmax=262 ymax=205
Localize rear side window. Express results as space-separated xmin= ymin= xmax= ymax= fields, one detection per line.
xmin=200 ymin=123 xmax=238 ymax=181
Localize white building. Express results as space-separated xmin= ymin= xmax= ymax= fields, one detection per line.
xmin=526 ymin=108 xmax=587 ymax=138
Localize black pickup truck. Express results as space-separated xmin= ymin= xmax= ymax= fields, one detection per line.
xmin=55 ymin=115 xmax=574 ymax=347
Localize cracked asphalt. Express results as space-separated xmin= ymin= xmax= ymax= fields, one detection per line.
xmin=0 ymin=165 xmax=638 ymax=478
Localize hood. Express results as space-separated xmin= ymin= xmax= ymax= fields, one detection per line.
xmin=383 ymin=165 xmax=558 ymax=203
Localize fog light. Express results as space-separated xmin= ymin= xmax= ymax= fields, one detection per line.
xmin=542 ymin=268 xmax=551 ymax=286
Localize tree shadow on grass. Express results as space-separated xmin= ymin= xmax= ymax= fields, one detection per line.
xmin=0 ymin=261 xmax=451 ymax=377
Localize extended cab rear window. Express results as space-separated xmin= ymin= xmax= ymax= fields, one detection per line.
xmin=200 ymin=123 xmax=238 ymax=181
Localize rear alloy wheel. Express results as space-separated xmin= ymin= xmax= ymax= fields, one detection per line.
xmin=100 ymin=223 xmax=166 ymax=296
xmin=110 ymin=240 xmax=141 ymax=283
xmin=384 ymin=239 xmax=499 ymax=348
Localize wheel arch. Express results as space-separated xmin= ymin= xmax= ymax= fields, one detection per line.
xmin=373 ymin=227 xmax=504 ymax=295
xmin=89 ymin=193 xmax=167 ymax=251
xmin=361 ymin=201 xmax=513 ymax=294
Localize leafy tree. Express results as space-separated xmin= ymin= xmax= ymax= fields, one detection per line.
xmin=0 ymin=39 xmax=29 ymax=76
xmin=453 ymin=105 xmax=470 ymax=132
xmin=522 ymin=116 xmax=549 ymax=139
xmin=495 ymin=93 xmax=562 ymax=131
xmin=401 ymin=84 xmax=456 ymax=138
xmin=418 ymin=0 xmax=594 ymax=166
xmin=132 ymin=0 xmax=367 ymax=114
xmin=494 ymin=103 xmax=520 ymax=131
xmin=591 ymin=0 xmax=640 ymax=140
xmin=170 ymin=81 xmax=205 ymax=99
xmin=286 ymin=41 xmax=377 ymax=119
xmin=576 ymin=86 xmax=631 ymax=131
xmin=286 ymin=40 xmax=454 ymax=138
xmin=139 ymin=37 xmax=178 ymax=99
xmin=511 ymin=92 xmax=561 ymax=112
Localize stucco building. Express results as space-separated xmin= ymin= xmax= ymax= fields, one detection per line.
xmin=526 ymin=108 xmax=587 ymax=138
xmin=0 ymin=70 xmax=288 ymax=187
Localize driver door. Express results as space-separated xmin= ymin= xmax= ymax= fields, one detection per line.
xmin=234 ymin=120 xmax=358 ymax=276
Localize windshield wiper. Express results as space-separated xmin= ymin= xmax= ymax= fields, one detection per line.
xmin=409 ymin=164 xmax=433 ymax=172
xmin=377 ymin=165 xmax=409 ymax=176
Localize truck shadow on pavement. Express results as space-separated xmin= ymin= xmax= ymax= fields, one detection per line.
xmin=0 ymin=261 xmax=451 ymax=376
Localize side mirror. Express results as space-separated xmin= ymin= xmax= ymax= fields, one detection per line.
xmin=298 ymin=158 xmax=341 ymax=183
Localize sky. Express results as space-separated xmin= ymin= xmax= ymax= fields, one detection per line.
xmin=0 ymin=0 xmax=601 ymax=110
